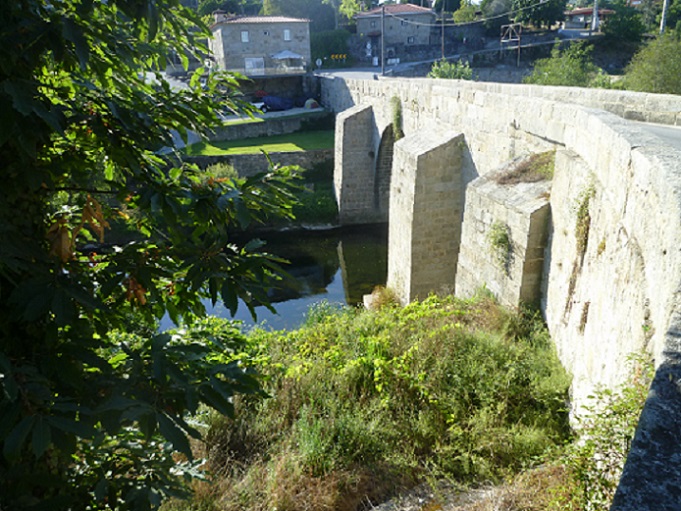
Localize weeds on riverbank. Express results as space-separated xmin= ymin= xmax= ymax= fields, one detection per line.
xmin=166 ymin=295 xmax=571 ymax=511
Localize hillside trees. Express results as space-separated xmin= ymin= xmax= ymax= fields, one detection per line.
xmin=623 ymin=32 xmax=681 ymax=94
xmin=602 ymin=0 xmax=646 ymax=42
xmin=523 ymin=41 xmax=610 ymax=87
xmin=511 ymin=0 xmax=566 ymax=28
xmin=261 ymin=0 xmax=336 ymax=31
xmin=0 ymin=0 xmax=298 ymax=509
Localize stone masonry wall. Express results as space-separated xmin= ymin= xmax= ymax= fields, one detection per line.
xmin=334 ymin=104 xmax=384 ymax=225
xmin=324 ymin=76 xmax=681 ymax=510
xmin=387 ymin=130 xmax=464 ymax=304
xmin=208 ymin=111 xmax=330 ymax=142
xmin=455 ymin=157 xmax=551 ymax=308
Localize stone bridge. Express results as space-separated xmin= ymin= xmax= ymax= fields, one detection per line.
xmin=320 ymin=76 xmax=681 ymax=510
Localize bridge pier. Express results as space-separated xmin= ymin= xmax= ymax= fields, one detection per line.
xmin=387 ymin=130 xmax=465 ymax=304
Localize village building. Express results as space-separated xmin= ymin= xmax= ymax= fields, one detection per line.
xmin=355 ymin=4 xmax=436 ymax=63
xmin=563 ymin=7 xmax=615 ymax=29
xmin=209 ymin=13 xmax=311 ymax=77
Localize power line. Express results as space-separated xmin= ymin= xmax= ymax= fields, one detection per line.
xmin=379 ymin=0 xmax=562 ymax=29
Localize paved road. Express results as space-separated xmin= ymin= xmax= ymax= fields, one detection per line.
xmin=635 ymin=122 xmax=681 ymax=151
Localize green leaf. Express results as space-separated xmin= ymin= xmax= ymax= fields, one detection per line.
xmin=3 ymin=416 xmax=35 ymax=461
xmin=169 ymin=166 xmax=182 ymax=181
xmin=221 ymin=281 xmax=238 ymax=316
xmin=31 ymin=416 xmax=51 ymax=458
xmin=62 ymin=17 xmax=90 ymax=69
xmin=47 ymin=415 xmax=96 ymax=438
xmin=199 ymin=384 xmax=234 ymax=418
xmin=157 ymin=412 xmax=192 ymax=459
xmin=94 ymin=478 xmax=108 ymax=502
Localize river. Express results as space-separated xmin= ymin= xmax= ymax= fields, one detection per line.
xmin=162 ymin=224 xmax=388 ymax=331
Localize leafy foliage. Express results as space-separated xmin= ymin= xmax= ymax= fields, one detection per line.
xmin=453 ymin=1 xmax=478 ymax=22
xmin=523 ymin=42 xmax=610 ymax=88
xmin=602 ymin=0 xmax=645 ymax=42
xmin=261 ymin=0 xmax=336 ymax=32
xmin=0 ymin=0 xmax=299 ymax=509
xmin=511 ymin=0 xmax=567 ymax=28
xmin=186 ymin=296 xmax=571 ymax=511
xmin=428 ymin=59 xmax=474 ymax=80
xmin=311 ymin=29 xmax=352 ymax=65
xmin=622 ymin=32 xmax=681 ymax=94
xmin=558 ymin=355 xmax=652 ymax=510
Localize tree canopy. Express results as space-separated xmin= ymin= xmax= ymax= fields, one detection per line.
xmin=623 ymin=32 xmax=681 ymax=94
xmin=511 ymin=0 xmax=566 ymax=28
xmin=523 ymin=41 xmax=610 ymax=87
xmin=0 ymin=0 xmax=298 ymax=509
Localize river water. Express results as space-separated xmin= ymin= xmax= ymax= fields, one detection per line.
xmin=167 ymin=224 xmax=388 ymax=331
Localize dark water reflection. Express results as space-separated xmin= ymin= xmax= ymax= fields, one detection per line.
xmin=208 ymin=224 xmax=387 ymax=330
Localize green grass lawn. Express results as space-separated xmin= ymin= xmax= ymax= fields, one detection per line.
xmin=184 ymin=130 xmax=335 ymax=156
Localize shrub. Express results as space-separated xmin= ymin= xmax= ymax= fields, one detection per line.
xmin=523 ymin=41 xmax=609 ymax=88
xmin=428 ymin=59 xmax=473 ymax=80
xmin=559 ymin=354 xmax=653 ymax=510
xmin=195 ymin=296 xmax=571 ymax=511
xmin=622 ymin=33 xmax=681 ymax=95
xmin=391 ymin=96 xmax=404 ymax=140
xmin=488 ymin=220 xmax=513 ymax=271
xmin=205 ymin=161 xmax=238 ymax=180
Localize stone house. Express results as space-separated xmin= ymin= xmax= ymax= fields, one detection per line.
xmin=563 ymin=7 xmax=614 ymax=29
xmin=209 ymin=13 xmax=311 ymax=77
xmin=355 ymin=4 xmax=436 ymax=62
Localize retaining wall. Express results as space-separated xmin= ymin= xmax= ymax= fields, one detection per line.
xmin=185 ymin=149 xmax=332 ymax=176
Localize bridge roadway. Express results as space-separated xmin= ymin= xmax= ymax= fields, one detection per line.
xmin=636 ymin=121 xmax=681 ymax=150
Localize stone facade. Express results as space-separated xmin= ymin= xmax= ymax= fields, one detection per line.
xmin=324 ymin=76 xmax=681 ymax=510
xmin=209 ymin=15 xmax=311 ymax=76
xmin=355 ymin=4 xmax=436 ymax=63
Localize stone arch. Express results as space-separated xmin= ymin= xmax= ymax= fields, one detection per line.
xmin=373 ymin=124 xmax=396 ymax=220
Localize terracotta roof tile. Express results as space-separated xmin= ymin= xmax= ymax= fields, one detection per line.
xmin=217 ymin=15 xmax=310 ymax=24
xmin=356 ymin=4 xmax=434 ymax=18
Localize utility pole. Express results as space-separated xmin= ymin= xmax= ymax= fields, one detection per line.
xmin=660 ymin=0 xmax=670 ymax=33
xmin=381 ymin=5 xmax=385 ymax=75
xmin=441 ymin=9 xmax=445 ymax=59
xmin=591 ymin=0 xmax=600 ymax=33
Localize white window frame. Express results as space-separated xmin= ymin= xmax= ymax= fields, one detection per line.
xmin=241 ymin=30 xmax=249 ymax=43
xmin=244 ymin=57 xmax=264 ymax=71
xmin=284 ymin=29 xmax=291 ymax=41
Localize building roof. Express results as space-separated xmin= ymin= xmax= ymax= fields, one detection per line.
xmin=355 ymin=4 xmax=434 ymax=18
xmin=565 ymin=7 xmax=614 ymax=16
xmin=213 ymin=15 xmax=310 ymax=27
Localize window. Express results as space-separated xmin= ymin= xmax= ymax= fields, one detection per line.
xmin=263 ymin=30 xmax=269 ymax=36
xmin=407 ymin=36 xmax=415 ymax=44
xmin=370 ymin=20 xmax=376 ymax=28
xmin=241 ymin=30 xmax=249 ymax=43
xmin=244 ymin=57 xmax=265 ymax=73
xmin=284 ymin=29 xmax=291 ymax=41
xmin=401 ymin=20 xmax=407 ymax=26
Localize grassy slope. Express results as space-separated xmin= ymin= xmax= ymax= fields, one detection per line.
xmin=184 ymin=130 xmax=335 ymax=156
xmin=172 ymin=295 xmax=572 ymax=511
